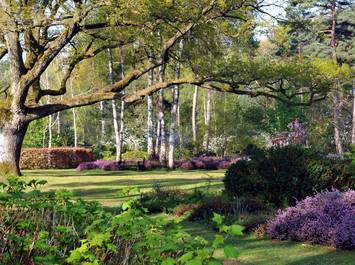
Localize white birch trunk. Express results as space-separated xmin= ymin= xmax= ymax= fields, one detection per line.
xmin=107 ymin=48 xmax=121 ymax=161
xmin=72 ymin=108 xmax=78 ymax=147
xmin=70 ymin=79 xmax=78 ymax=147
xmin=352 ymin=88 xmax=355 ymax=145
xmin=100 ymin=101 xmax=106 ymax=145
xmin=168 ymin=39 xmax=183 ymax=168
xmin=204 ymin=90 xmax=212 ymax=151
xmin=117 ymin=52 xmax=125 ymax=161
xmin=147 ymin=69 xmax=155 ymax=159
xmin=47 ymin=97 xmax=52 ymax=149
xmin=158 ymin=65 xmax=167 ymax=163
xmin=192 ymin=85 xmax=198 ymax=151
xmin=45 ymin=72 xmax=52 ymax=149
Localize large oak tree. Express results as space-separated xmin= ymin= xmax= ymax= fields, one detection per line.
xmin=0 ymin=0 xmax=332 ymax=175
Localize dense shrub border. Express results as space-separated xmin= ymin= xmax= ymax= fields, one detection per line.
xmin=224 ymin=146 xmax=354 ymax=206
xmin=267 ymin=189 xmax=355 ymax=250
xmin=21 ymin=147 xmax=93 ymax=169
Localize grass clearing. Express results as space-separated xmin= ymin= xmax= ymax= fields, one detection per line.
xmin=8 ymin=169 xmax=355 ymax=264
xmin=21 ymin=169 xmax=224 ymax=207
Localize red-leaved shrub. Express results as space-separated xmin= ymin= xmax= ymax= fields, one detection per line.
xmin=20 ymin=148 xmax=93 ymax=169
xmin=267 ymin=189 xmax=355 ymax=250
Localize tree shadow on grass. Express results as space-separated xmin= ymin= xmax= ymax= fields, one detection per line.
xmin=48 ymin=177 xmax=223 ymax=188
xmin=66 ymin=182 xmax=223 ymax=200
xmin=285 ymin=250 xmax=355 ymax=265
xmin=181 ymin=221 xmax=355 ymax=265
xmin=24 ymin=169 xmax=224 ymax=178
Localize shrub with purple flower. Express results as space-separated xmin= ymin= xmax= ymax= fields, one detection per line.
xmin=267 ymin=189 xmax=355 ymax=250
xmin=77 ymin=160 xmax=122 ymax=171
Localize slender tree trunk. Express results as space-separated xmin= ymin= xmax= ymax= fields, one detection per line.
xmin=177 ymin=104 xmax=182 ymax=150
xmin=147 ymin=69 xmax=155 ymax=159
xmin=204 ymin=90 xmax=212 ymax=151
xmin=156 ymin=31 xmax=166 ymax=163
xmin=117 ymin=52 xmax=125 ymax=161
xmin=57 ymin=111 xmax=61 ymax=136
xmin=47 ymin=97 xmax=53 ymax=149
xmin=107 ymin=48 xmax=121 ymax=161
xmin=45 ymin=72 xmax=53 ymax=149
xmin=168 ymin=39 xmax=183 ymax=168
xmin=155 ymin=68 xmax=161 ymax=157
xmin=57 ymin=95 xmax=63 ymax=136
xmin=157 ymin=65 xmax=166 ymax=163
xmin=100 ymin=101 xmax=106 ymax=145
xmin=70 ymin=79 xmax=78 ymax=147
xmin=72 ymin=108 xmax=78 ymax=147
xmin=352 ymin=88 xmax=355 ymax=145
xmin=192 ymin=85 xmax=198 ymax=153
xmin=330 ymin=0 xmax=343 ymax=157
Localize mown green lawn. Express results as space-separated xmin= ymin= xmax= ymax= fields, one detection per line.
xmin=21 ymin=169 xmax=225 ymax=207
xmin=184 ymin=221 xmax=355 ymax=265
xmin=14 ymin=169 xmax=355 ymax=265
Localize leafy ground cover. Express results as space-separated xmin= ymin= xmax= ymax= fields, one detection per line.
xmin=12 ymin=169 xmax=355 ymax=264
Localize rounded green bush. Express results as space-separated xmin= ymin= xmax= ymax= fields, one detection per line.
xmin=223 ymin=145 xmax=354 ymax=207
xmin=223 ymin=159 xmax=262 ymax=198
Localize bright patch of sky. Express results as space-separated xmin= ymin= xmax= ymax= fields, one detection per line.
xmin=255 ymin=0 xmax=287 ymax=40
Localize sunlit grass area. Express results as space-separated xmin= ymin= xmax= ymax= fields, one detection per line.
xmin=21 ymin=169 xmax=225 ymax=207
xmin=9 ymin=169 xmax=354 ymax=264
xmin=182 ymin=221 xmax=355 ymax=265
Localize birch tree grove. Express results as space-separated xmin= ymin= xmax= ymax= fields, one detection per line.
xmin=0 ymin=0 xmax=332 ymax=175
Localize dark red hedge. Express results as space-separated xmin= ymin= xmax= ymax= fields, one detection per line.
xmin=20 ymin=148 xmax=94 ymax=169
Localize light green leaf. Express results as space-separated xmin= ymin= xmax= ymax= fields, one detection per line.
xmin=186 ymin=257 xmax=202 ymax=265
xmin=212 ymin=213 xmax=223 ymax=226
xmin=228 ymin=225 xmax=244 ymax=236
xmin=162 ymin=257 xmax=175 ymax=265
xmin=224 ymin=245 xmax=239 ymax=258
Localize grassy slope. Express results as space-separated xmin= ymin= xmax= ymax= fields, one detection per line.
xmin=17 ymin=169 xmax=355 ymax=265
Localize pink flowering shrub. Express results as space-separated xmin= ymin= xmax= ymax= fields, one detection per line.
xmin=267 ymin=189 xmax=355 ymax=250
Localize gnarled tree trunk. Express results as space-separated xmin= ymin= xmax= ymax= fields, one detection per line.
xmin=0 ymin=117 xmax=28 ymax=176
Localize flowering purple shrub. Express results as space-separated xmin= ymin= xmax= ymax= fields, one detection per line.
xmin=76 ymin=162 xmax=98 ymax=171
xmin=267 ymin=189 xmax=355 ymax=250
xmin=77 ymin=156 xmax=245 ymax=171
xmin=176 ymin=156 xmax=244 ymax=170
xmin=180 ymin=160 xmax=196 ymax=170
xmin=144 ymin=160 xmax=161 ymax=170
xmin=77 ymin=160 xmax=122 ymax=171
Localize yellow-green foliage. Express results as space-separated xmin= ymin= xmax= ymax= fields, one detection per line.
xmin=312 ymin=58 xmax=352 ymax=80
